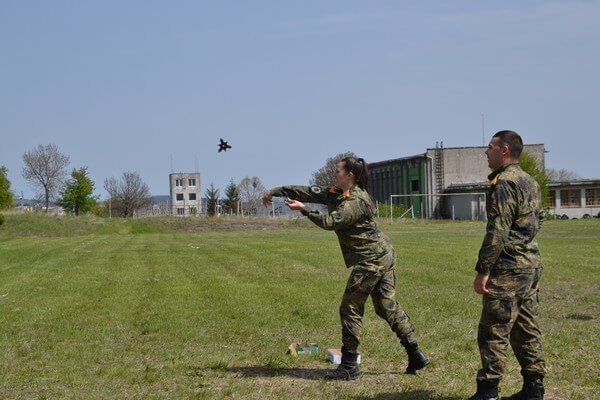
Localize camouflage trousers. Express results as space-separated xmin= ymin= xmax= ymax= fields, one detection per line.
xmin=477 ymin=268 xmax=546 ymax=382
xmin=340 ymin=255 xmax=416 ymax=352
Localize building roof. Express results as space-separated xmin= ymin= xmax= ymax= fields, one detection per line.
xmin=444 ymin=179 xmax=600 ymax=193
xmin=425 ymin=143 xmax=545 ymax=151
xmin=444 ymin=182 xmax=490 ymax=192
xmin=367 ymin=153 xmax=426 ymax=167
xmin=549 ymin=179 xmax=600 ymax=187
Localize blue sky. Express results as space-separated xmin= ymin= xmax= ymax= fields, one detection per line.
xmin=1 ymin=1 xmax=599 ymax=199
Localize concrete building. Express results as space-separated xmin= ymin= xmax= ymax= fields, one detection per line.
xmin=368 ymin=143 xmax=546 ymax=220
xmin=547 ymin=180 xmax=600 ymax=219
xmin=169 ymin=173 xmax=201 ymax=216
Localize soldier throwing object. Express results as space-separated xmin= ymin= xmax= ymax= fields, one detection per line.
xmin=262 ymin=156 xmax=429 ymax=380
xmin=469 ymin=131 xmax=546 ymax=400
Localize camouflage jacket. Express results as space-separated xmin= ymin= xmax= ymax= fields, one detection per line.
xmin=270 ymin=185 xmax=394 ymax=268
xmin=475 ymin=163 xmax=544 ymax=275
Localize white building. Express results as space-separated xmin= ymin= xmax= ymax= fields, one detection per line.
xmin=548 ymin=180 xmax=600 ymax=219
xmin=169 ymin=173 xmax=201 ymax=216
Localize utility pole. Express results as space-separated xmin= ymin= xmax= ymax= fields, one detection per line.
xmin=481 ymin=113 xmax=485 ymax=146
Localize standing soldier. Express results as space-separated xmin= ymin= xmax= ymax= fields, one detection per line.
xmin=469 ymin=131 xmax=546 ymax=400
xmin=262 ymin=156 xmax=429 ymax=380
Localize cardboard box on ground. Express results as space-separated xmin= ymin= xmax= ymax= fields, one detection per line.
xmin=287 ymin=343 xmax=361 ymax=364
xmin=326 ymin=349 xmax=361 ymax=365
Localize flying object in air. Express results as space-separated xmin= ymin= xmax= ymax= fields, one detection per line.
xmin=218 ymin=138 xmax=232 ymax=152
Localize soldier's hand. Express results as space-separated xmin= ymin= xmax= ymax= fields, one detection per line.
xmin=473 ymin=273 xmax=490 ymax=295
xmin=284 ymin=198 xmax=305 ymax=211
xmin=262 ymin=191 xmax=273 ymax=207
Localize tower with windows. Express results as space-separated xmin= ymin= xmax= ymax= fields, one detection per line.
xmin=169 ymin=173 xmax=201 ymax=216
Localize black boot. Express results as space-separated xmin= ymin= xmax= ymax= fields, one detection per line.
xmin=468 ymin=380 xmax=499 ymax=400
xmin=501 ymin=375 xmax=544 ymax=400
xmin=402 ymin=341 xmax=430 ymax=374
xmin=324 ymin=347 xmax=360 ymax=381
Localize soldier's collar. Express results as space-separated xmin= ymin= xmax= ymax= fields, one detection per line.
xmin=329 ymin=185 xmax=352 ymax=198
xmin=488 ymin=162 xmax=519 ymax=185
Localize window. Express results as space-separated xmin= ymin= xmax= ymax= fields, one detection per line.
xmin=176 ymin=193 xmax=184 ymax=201
xmin=188 ymin=179 xmax=196 ymax=186
xmin=548 ymin=190 xmax=556 ymax=208
xmin=586 ymin=188 xmax=600 ymax=206
xmin=560 ymin=189 xmax=581 ymax=208
xmin=175 ymin=179 xmax=183 ymax=187
xmin=177 ymin=208 xmax=185 ymax=215
xmin=189 ymin=193 xmax=197 ymax=201
xmin=411 ymin=179 xmax=419 ymax=192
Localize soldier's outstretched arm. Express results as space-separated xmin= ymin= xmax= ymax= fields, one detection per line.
xmin=475 ymin=181 xmax=517 ymax=275
xmin=301 ymin=198 xmax=363 ymax=231
xmin=268 ymin=185 xmax=329 ymax=205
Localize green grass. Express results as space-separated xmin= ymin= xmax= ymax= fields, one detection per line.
xmin=0 ymin=215 xmax=598 ymax=399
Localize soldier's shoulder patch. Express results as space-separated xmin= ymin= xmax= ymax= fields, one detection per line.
xmin=310 ymin=186 xmax=322 ymax=194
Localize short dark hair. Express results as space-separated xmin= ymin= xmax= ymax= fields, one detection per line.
xmin=493 ymin=130 xmax=523 ymax=159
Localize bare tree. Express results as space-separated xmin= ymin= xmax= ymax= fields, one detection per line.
xmin=103 ymin=171 xmax=151 ymax=217
xmin=546 ymin=168 xmax=581 ymax=182
xmin=238 ymin=176 xmax=265 ymax=215
xmin=22 ymin=144 xmax=70 ymax=212
xmin=310 ymin=151 xmax=357 ymax=187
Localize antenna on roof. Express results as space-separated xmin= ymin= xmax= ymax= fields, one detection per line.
xmin=481 ymin=113 xmax=485 ymax=146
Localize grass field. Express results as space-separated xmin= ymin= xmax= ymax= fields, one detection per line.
xmin=0 ymin=214 xmax=598 ymax=399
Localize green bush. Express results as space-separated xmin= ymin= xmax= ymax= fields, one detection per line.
xmin=544 ymin=209 xmax=556 ymax=221
xmin=376 ymin=202 xmax=410 ymax=218
xmin=0 ymin=213 xmax=5 ymax=226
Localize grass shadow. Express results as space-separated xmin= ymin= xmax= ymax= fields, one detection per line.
xmin=354 ymin=391 xmax=462 ymax=400
xmin=224 ymin=366 xmax=328 ymax=380
xmin=220 ymin=365 xmax=433 ymax=381
xmin=566 ymin=313 xmax=593 ymax=321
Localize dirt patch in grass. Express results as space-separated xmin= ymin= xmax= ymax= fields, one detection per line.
xmin=0 ymin=213 xmax=315 ymax=237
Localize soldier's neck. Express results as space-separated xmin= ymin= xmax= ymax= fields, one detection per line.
xmin=338 ymin=182 xmax=354 ymax=192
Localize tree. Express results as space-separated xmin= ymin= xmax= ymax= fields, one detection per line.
xmin=22 ymin=144 xmax=70 ymax=212
xmin=238 ymin=176 xmax=265 ymax=215
xmin=310 ymin=151 xmax=357 ymax=187
xmin=205 ymin=183 xmax=220 ymax=216
xmin=222 ymin=179 xmax=240 ymax=215
xmin=546 ymin=168 xmax=581 ymax=182
xmin=103 ymin=171 xmax=152 ymax=217
xmin=0 ymin=166 xmax=14 ymax=211
xmin=519 ymin=152 xmax=550 ymax=207
xmin=57 ymin=167 xmax=98 ymax=215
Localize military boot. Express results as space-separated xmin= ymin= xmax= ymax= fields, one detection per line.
xmin=501 ymin=376 xmax=544 ymax=400
xmin=402 ymin=341 xmax=430 ymax=374
xmin=468 ymin=380 xmax=499 ymax=400
xmin=324 ymin=347 xmax=360 ymax=381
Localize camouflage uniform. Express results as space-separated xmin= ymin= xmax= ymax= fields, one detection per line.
xmin=475 ymin=163 xmax=546 ymax=383
xmin=270 ymin=184 xmax=418 ymax=352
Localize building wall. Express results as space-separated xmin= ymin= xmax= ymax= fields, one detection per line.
xmin=369 ymin=143 xmax=546 ymax=220
xmin=426 ymin=144 xmax=545 ymax=194
xmin=547 ymin=182 xmax=600 ymax=219
xmin=169 ymin=173 xmax=201 ymax=216
xmin=440 ymin=193 xmax=486 ymax=220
